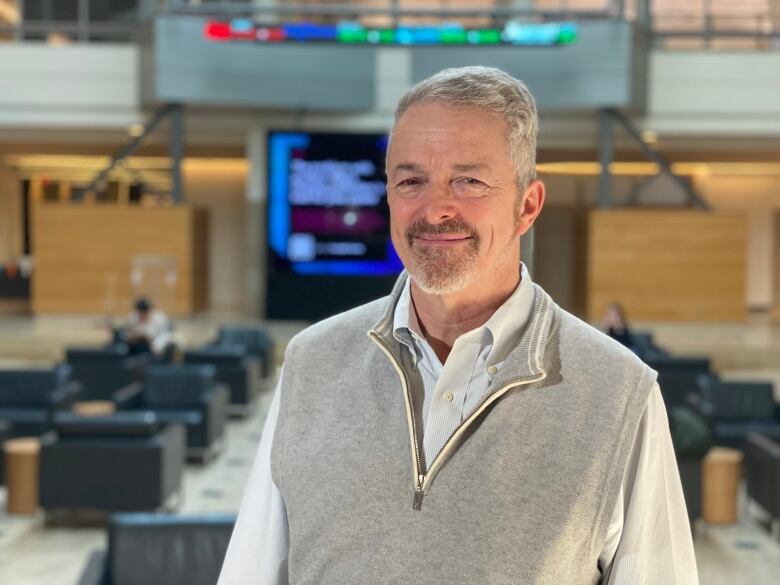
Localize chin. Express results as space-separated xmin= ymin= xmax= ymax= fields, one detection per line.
xmin=409 ymin=268 xmax=477 ymax=296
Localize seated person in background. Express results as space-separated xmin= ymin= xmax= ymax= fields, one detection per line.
xmin=124 ymin=297 xmax=174 ymax=358
xmin=601 ymin=302 xmax=637 ymax=354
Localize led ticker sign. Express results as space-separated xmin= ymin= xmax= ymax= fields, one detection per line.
xmin=204 ymin=19 xmax=578 ymax=47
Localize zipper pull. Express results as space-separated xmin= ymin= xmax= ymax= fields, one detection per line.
xmin=413 ymin=475 xmax=424 ymax=511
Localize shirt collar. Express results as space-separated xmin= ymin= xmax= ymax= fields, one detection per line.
xmin=392 ymin=263 xmax=536 ymax=367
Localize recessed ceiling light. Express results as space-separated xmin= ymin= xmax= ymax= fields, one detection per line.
xmin=127 ymin=124 xmax=145 ymax=138
xmin=640 ymin=129 xmax=658 ymax=145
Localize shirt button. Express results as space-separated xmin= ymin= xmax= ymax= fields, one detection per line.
xmin=443 ymin=391 xmax=454 ymax=402
xmin=487 ymin=365 xmax=497 ymax=375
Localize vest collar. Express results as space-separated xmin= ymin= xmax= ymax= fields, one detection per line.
xmin=369 ymin=271 xmax=555 ymax=383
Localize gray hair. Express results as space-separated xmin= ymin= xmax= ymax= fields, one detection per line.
xmin=392 ymin=66 xmax=538 ymax=191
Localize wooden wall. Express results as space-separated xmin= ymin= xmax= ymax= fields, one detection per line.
xmin=587 ymin=210 xmax=747 ymax=322
xmin=775 ymin=212 xmax=780 ymax=321
xmin=32 ymin=205 xmax=208 ymax=315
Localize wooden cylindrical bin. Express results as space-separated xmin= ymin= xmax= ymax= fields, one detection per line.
xmin=72 ymin=400 xmax=116 ymax=417
xmin=4 ymin=437 xmax=42 ymax=515
xmin=702 ymin=447 xmax=743 ymax=524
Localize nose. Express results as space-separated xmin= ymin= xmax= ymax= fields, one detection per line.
xmin=421 ymin=183 xmax=459 ymax=225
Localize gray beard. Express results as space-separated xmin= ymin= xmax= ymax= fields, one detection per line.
xmin=407 ymin=240 xmax=480 ymax=296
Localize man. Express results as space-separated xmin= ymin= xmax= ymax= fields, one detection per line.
xmin=219 ymin=66 xmax=698 ymax=584
xmin=123 ymin=297 xmax=174 ymax=358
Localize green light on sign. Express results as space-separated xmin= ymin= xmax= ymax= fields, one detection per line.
xmin=338 ymin=28 xmax=368 ymax=43
xmin=440 ymin=29 xmax=467 ymax=44
xmin=558 ymin=28 xmax=577 ymax=44
xmin=467 ymin=29 xmax=502 ymax=45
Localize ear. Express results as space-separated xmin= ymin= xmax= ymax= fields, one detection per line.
xmin=516 ymin=180 xmax=545 ymax=236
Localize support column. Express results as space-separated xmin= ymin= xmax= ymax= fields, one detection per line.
xmin=77 ymin=0 xmax=88 ymax=42
xmin=245 ymin=124 xmax=267 ymax=318
xmin=169 ymin=104 xmax=184 ymax=204
xmin=636 ymin=0 xmax=651 ymax=27
xmin=597 ymin=109 xmax=614 ymax=209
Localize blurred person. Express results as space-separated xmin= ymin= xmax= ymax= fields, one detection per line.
xmin=601 ymin=301 xmax=638 ymax=353
xmin=123 ymin=297 xmax=174 ymax=358
xmin=219 ymin=67 xmax=698 ymax=585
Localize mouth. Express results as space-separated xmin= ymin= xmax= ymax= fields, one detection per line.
xmin=414 ymin=235 xmax=473 ymax=246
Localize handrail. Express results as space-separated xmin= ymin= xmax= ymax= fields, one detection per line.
xmin=0 ymin=1 xmax=778 ymax=46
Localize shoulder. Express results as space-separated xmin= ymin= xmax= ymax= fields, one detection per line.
xmin=556 ymin=306 xmax=638 ymax=361
xmin=547 ymin=296 xmax=656 ymax=387
xmin=284 ymin=296 xmax=390 ymax=357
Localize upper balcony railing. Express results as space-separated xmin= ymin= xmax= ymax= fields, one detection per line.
xmin=0 ymin=0 xmax=778 ymax=50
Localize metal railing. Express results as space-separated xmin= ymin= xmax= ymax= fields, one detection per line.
xmin=0 ymin=1 xmax=778 ymax=48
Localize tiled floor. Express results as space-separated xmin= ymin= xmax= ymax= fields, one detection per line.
xmin=1 ymin=314 xmax=779 ymax=584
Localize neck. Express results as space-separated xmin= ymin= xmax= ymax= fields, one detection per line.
xmin=410 ymin=264 xmax=521 ymax=364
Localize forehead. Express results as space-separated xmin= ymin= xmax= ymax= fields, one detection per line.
xmin=388 ymin=102 xmax=511 ymax=169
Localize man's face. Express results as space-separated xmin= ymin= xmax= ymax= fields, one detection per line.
xmin=386 ymin=102 xmax=529 ymax=295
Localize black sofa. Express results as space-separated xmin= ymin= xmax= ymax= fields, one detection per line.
xmin=39 ymin=411 xmax=186 ymax=513
xmin=694 ymin=377 xmax=780 ymax=449
xmin=115 ymin=365 xmax=228 ymax=461
xmin=78 ymin=513 xmax=236 ymax=585
xmin=183 ymin=346 xmax=261 ymax=416
xmin=744 ymin=433 xmax=780 ymax=528
xmin=66 ymin=345 xmax=149 ymax=401
xmin=0 ymin=364 xmax=82 ymax=437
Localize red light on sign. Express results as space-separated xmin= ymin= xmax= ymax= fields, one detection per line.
xmin=256 ymin=27 xmax=286 ymax=42
xmin=204 ymin=21 xmax=231 ymax=41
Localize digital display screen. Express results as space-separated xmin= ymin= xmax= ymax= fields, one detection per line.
xmin=267 ymin=131 xmax=403 ymax=277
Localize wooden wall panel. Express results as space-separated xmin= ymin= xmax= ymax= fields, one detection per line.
xmin=32 ymin=205 xmax=208 ymax=315
xmin=774 ymin=212 xmax=780 ymax=321
xmin=587 ymin=210 xmax=747 ymax=322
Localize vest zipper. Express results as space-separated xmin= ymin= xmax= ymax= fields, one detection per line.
xmin=422 ymin=372 xmax=545 ymax=499
xmin=369 ymin=332 xmax=425 ymax=510
xmin=370 ymin=330 xmax=545 ymax=511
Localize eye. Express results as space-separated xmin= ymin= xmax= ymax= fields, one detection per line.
xmin=393 ymin=177 xmax=425 ymax=197
xmin=460 ymin=177 xmax=485 ymax=186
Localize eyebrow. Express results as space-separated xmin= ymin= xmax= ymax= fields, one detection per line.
xmin=392 ymin=162 xmax=490 ymax=173
xmin=392 ymin=163 xmax=425 ymax=174
xmin=452 ymin=163 xmax=489 ymax=172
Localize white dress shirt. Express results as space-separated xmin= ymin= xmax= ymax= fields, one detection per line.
xmin=218 ymin=266 xmax=699 ymax=585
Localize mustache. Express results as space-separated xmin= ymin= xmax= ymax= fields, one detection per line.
xmin=405 ymin=218 xmax=479 ymax=245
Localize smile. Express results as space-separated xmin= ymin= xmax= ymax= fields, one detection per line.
xmin=414 ymin=235 xmax=473 ymax=245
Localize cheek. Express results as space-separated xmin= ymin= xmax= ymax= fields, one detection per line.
xmin=388 ymin=201 xmax=411 ymax=249
xmin=388 ymin=199 xmax=415 ymax=230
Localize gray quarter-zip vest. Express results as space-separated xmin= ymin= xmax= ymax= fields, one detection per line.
xmin=271 ymin=274 xmax=657 ymax=585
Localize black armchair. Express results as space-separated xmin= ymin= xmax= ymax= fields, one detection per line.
xmin=744 ymin=433 xmax=780 ymax=528
xmin=39 ymin=411 xmax=185 ymax=513
xmin=183 ymin=346 xmax=261 ymax=416
xmin=116 ymin=365 xmax=228 ymax=462
xmin=0 ymin=365 xmax=82 ymax=437
xmin=645 ymin=355 xmax=711 ymax=409
xmin=78 ymin=513 xmax=236 ymax=585
xmin=212 ymin=325 xmax=274 ymax=379
xmin=632 ymin=331 xmax=669 ymax=361
xmin=66 ymin=345 xmax=149 ymax=401
xmin=694 ymin=377 xmax=780 ymax=450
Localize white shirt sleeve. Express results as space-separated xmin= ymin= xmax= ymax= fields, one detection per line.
xmin=600 ymin=383 xmax=700 ymax=584
xmin=218 ymin=374 xmax=289 ymax=585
